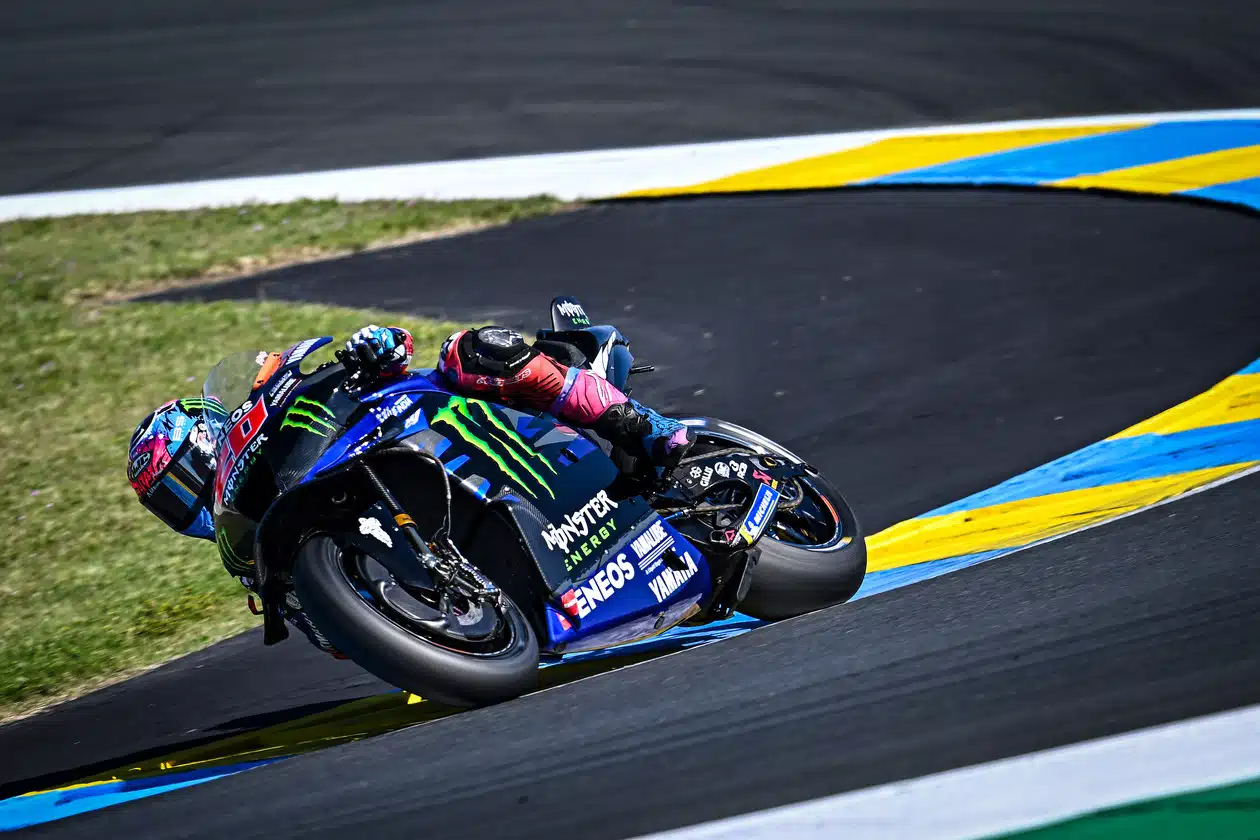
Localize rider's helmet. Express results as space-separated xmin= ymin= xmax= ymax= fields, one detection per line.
xmin=127 ymin=398 xmax=224 ymax=533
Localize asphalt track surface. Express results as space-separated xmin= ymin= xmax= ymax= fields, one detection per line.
xmin=4 ymin=0 xmax=1260 ymax=194
xmin=26 ymin=434 xmax=1260 ymax=840
xmin=5 ymin=189 xmax=1260 ymax=836
xmin=4 ymin=1 xmax=1260 ymax=835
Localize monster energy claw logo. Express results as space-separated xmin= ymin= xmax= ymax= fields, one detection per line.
xmin=178 ymin=397 xmax=228 ymax=416
xmin=281 ymin=396 xmax=337 ymax=437
xmin=431 ymin=396 xmax=557 ymax=499
xmin=217 ymin=525 xmax=253 ymax=574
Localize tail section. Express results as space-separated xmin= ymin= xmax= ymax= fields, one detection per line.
xmin=550 ymin=296 xmax=592 ymax=330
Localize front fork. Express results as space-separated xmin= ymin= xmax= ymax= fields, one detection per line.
xmin=355 ymin=458 xmax=500 ymax=607
xmin=258 ymin=452 xmax=499 ymax=646
xmin=358 ymin=460 xmax=437 ymax=563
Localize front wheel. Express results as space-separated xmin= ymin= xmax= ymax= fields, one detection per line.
xmin=293 ymin=536 xmax=539 ymax=707
xmin=682 ymin=417 xmax=867 ymax=621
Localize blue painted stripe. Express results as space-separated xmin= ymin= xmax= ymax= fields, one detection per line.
xmin=867 ymin=121 xmax=1260 ymax=185
xmin=1183 ymin=176 xmax=1260 ymax=212
xmin=0 ymin=542 xmax=1023 ymax=832
xmin=159 ymin=473 xmax=197 ymax=504
xmin=854 ymin=550 xmax=1015 ymax=600
xmin=547 ymin=612 xmax=765 ymax=667
xmin=1237 ymin=359 xmax=1260 ymax=376
xmin=918 ymin=417 xmax=1260 ymax=518
xmin=0 ymin=760 xmax=280 ymax=831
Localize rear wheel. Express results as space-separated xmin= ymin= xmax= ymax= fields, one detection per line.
xmin=293 ymin=535 xmax=539 ymax=706
xmin=683 ymin=418 xmax=867 ymax=621
xmin=740 ymin=471 xmax=866 ymax=620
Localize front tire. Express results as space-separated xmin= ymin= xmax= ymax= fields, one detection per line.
xmin=293 ymin=536 xmax=539 ymax=706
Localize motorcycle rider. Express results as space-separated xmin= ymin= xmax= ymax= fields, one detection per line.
xmin=126 ymin=324 xmax=694 ymax=653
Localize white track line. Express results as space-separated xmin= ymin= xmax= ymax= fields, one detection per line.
xmin=632 ymin=703 xmax=1260 ymax=840
xmin=3 ymin=109 xmax=1260 ymax=220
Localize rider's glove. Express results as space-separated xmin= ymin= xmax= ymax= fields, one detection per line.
xmin=345 ymin=325 xmax=413 ymax=377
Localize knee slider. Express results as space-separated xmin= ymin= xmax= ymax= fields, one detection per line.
xmin=593 ymin=402 xmax=651 ymax=453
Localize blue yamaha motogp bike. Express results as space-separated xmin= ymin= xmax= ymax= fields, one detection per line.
xmin=201 ymin=297 xmax=865 ymax=706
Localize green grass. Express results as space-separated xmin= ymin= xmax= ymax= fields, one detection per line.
xmin=3 ymin=196 xmax=562 ymax=305
xmin=0 ymin=197 xmax=563 ymax=720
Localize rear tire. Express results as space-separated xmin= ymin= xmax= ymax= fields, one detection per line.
xmin=293 ymin=536 xmax=539 ymax=706
xmin=739 ymin=473 xmax=866 ymax=620
xmin=679 ymin=417 xmax=867 ymax=621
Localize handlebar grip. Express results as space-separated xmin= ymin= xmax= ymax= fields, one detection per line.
xmin=336 ymin=344 xmax=384 ymax=392
xmin=335 ymin=347 xmax=359 ymax=372
xmin=355 ymin=342 xmax=379 ymax=371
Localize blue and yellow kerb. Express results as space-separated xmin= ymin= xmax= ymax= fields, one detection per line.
xmin=624 ymin=118 xmax=1260 ymax=214
xmin=860 ymin=358 xmax=1260 ymax=596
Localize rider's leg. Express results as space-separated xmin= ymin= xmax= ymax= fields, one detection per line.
xmin=437 ymin=327 xmax=693 ymax=467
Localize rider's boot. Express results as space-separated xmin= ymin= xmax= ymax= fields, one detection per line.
xmin=592 ymin=400 xmax=694 ymax=470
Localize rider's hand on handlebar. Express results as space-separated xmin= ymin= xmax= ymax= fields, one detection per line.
xmin=340 ymin=325 xmax=405 ymax=380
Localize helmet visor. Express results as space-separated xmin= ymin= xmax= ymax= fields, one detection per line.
xmin=140 ymin=436 xmax=215 ymax=532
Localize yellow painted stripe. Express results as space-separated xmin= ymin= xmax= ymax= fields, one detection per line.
xmin=1055 ymin=144 xmax=1260 ymax=195
xmin=624 ymin=124 xmax=1139 ymax=197
xmin=866 ymin=463 xmax=1252 ymax=572
xmin=44 ymin=690 xmax=451 ymax=788
xmin=1111 ymin=373 xmax=1260 ymax=439
xmin=18 ymin=777 xmax=121 ymax=798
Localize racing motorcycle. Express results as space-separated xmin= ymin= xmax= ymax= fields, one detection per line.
xmin=202 ymin=297 xmax=865 ymax=706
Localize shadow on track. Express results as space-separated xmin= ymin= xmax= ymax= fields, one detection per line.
xmin=0 ymin=618 xmax=757 ymax=800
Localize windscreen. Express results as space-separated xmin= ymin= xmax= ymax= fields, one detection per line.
xmin=201 ymin=350 xmax=268 ymax=448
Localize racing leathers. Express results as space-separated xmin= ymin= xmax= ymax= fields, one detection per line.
xmin=436 ymin=326 xmax=693 ymax=468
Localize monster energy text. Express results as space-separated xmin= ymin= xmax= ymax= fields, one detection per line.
xmin=281 ymin=397 xmax=336 ymax=437
xmin=560 ymin=516 xmax=619 ymax=572
xmin=542 ymin=490 xmax=620 ymax=570
xmin=431 ymin=396 xmax=557 ymax=499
